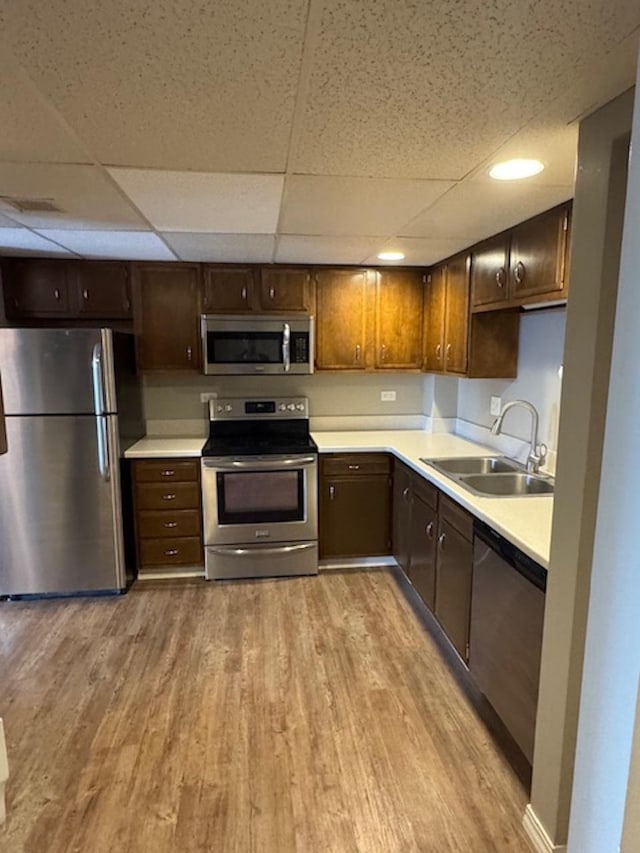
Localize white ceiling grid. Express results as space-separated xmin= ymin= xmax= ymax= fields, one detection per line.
xmin=0 ymin=0 xmax=638 ymax=264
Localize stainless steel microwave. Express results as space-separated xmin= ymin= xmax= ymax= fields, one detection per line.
xmin=201 ymin=314 xmax=314 ymax=375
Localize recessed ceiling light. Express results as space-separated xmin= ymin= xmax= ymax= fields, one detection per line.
xmin=489 ymin=159 xmax=545 ymax=181
xmin=377 ymin=251 xmax=405 ymax=261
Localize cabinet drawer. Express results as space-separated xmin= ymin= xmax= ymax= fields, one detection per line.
xmin=439 ymin=494 xmax=473 ymax=541
xmin=140 ymin=537 xmax=203 ymax=567
xmin=136 ymin=482 xmax=200 ymax=511
xmin=412 ymin=474 xmax=438 ymax=510
xmin=133 ymin=459 xmax=199 ymax=483
xmin=321 ymin=453 xmax=391 ymax=477
xmin=137 ymin=509 xmax=202 ymax=539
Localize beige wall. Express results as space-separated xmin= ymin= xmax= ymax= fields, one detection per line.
xmin=529 ymin=89 xmax=634 ymax=848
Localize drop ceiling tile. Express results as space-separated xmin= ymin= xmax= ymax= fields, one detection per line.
xmin=275 ymin=235 xmax=379 ymax=265
xmin=2 ymin=1 xmax=308 ymax=171
xmin=400 ymin=181 xmax=573 ymax=245
xmin=291 ymin=1 xmax=640 ymax=178
xmin=0 ymin=164 xmax=147 ymax=229
xmin=280 ymin=176 xmax=454 ymax=237
xmin=108 ymin=169 xmax=284 ymax=234
xmin=163 ymin=233 xmax=275 ymax=263
xmin=36 ymin=230 xmax=176 ymax=261
xmin=0 ymin=46 xmax=90 ymax=164
xmin=0 ymin=228 xmax=73 ymax=256
xmin=364 ymin=238 xmax=474 ymax=267
xmin=0 ymin=213 xmax=19 ymax=227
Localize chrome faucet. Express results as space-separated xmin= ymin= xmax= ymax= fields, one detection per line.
xmin=491 ymin=400 xmax=547 ymax=474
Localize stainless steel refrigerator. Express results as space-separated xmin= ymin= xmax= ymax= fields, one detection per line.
xmin=0 ymin=328 xmax=144 ymax=597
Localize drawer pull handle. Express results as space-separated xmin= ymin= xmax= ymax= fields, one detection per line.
xmin=165 ymin=549 xmax=179 ymax=557
xmin=82 ymin=288 xmax=89 ymax=301
xmin=426 ymin=522 xmax=434 ymax=539
xmin=269 ymin=286 xmax=275 ymax=300
xmin=163 ymin=522 xmax=178 ymax=529
xmin=162 ymin=494 xmax=177 ymax=501
xmin=329 ymin=484 xmax=335 ymax=500
xmin=403 ymin=487 xmax=410 ymax=501
xmin=160 ymin=470 xmax=175 ymax=477
xmin=241 ymin=286 xmax=248 ymax=301
xmin=54 ymin=288 xmax=61 ymax=301
xmin=438 ymin=532 xmax=446 ymax=550
xmin=348 ymin=464 xmax=360 ymax=470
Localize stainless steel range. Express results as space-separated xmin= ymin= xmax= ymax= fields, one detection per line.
xmin=201 ymin=397 xmax=318 ymax=580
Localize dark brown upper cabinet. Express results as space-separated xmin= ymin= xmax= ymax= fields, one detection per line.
xmin=315 ymin=269 xmax=369 ymax=370
xmin=133 ymin=263 xmax=201 ymax=372
xmin=72 ymin=262 xmax=132 ymax=318
xmin=258 ymin=267 xmax=313 ymax=312
xmin=374 ymin=269 xmax=424 ymax=370
xmin=470 ymin=234 xmax=510 ymax=309
xmin=202 ymin=266 xmax=257 ymax=312
xmin=509 ymin=204 xmax=570 ymax=302
xmin=3 ymin=259 xmax=71 ymax=317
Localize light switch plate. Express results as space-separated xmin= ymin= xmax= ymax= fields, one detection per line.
xmin=381 ymin=390 xmax=397 ymax=402
xmin=490 ymin=395 xmax=502 ymax=416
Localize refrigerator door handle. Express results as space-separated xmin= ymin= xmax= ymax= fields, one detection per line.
xmin=95 ymin=415 xmax=110 ymax=482
xmin=91 ymin=343 xmax=106 ymax=416
xmin=0 ymin=370 xmax=7 ymax=455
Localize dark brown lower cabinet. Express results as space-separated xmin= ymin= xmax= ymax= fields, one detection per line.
xmin=408 ymin=490 xmax=438 ymax=610
xmin=392 ymin=459 xmax=413 ymax=573
xmin=434 ymin=517 xmax=473 ymax=660
xmin=319 ymin=454 xmax=392 ymax=559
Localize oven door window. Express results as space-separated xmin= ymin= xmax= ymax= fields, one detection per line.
xmin=217 ymin=469 xmax=304 ymax=524
xmin=207 ymin=331 xmax=283 ymax=365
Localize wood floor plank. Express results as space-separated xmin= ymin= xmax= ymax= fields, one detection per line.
xmin=0 ymin=570 xmax=533 ymax=852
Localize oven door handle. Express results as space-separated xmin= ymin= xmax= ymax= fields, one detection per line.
xmin=208 ymin=543 xmax=316 ymax=558
xmin=282 ymin=322 xmax=291 ymax=373
xmin=203 ymin=455 xmax=316 ymax=469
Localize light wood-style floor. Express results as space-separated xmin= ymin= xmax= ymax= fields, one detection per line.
xmin=0 ymin=569 xmax=533 ymax=852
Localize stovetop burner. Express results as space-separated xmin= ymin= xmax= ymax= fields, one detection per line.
xmin=202 ymin=396 xmax=317 ymax=458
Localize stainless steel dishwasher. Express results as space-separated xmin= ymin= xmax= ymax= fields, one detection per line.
xmin=469 ymin=521 xmax=547 ymax=763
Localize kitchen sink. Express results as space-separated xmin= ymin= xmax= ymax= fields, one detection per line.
xmin=421 ymin=455 xmax=522 ymax=476
xmin=459 ymin=473 xmax=554 ymax=497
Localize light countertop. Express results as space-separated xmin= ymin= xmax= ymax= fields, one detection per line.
xmin=312 ymin=431 xmax=553 ymax=570
xmin=123 ymin=429 xmax=553 ymax=569
xmin=124 ymin=436 xmax=206 ymax=459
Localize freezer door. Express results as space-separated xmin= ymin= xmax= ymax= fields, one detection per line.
xmin=0 ymin=327 xmax=115 ymax=415
xmin=0 ymin=414 xmax=125 ymax=595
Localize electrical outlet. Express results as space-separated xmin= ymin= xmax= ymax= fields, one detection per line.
xmin=381 ymin=390 xmax=396 ymax=402
xmin=200 ymin=392 xmax=217 ymax=403
xmin=490 ymin=395 xmax=502 ymax=416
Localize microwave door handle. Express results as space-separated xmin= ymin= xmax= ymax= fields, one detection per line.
xmin=282 ymin=322 xmax=291 ymax=373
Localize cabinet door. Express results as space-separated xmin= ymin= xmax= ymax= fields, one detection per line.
xmin=319 ymin=475 xmax=391 ymax=558
xmin=423 ymin=265 xmax=446 ymax=372
xmin=73 ymin=262 xmax=132 ymax=318
xmin=134 ymin=264 xmax=201 ymax=371
xmin=392 ymin=460 xmax=413 ymax=573
xmin=259 ymin=268 xmax=312 ymax=312
xmin=444 ymin=253 xmax=470 ymax=375
xmin=509 ymin=204 xmax=570 ymax=300
xmin=435 ymin=519 xmax=473 ymax=660
xmin=409 ymin=493 xmax=438 ymax=610
xmin=315 ymin=269 xmax=369 ymax=370
xmin=471 ymin=234 xmax=510 ymax=308
xmin=4 ymin=260 xmax=70 ymax=316
xmin=202 ymin=266 xmax=256 ymax=312
xmin=375 ymin=269 xmax=424 ymax=369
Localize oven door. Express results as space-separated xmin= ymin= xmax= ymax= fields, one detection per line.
xmin=202 ymin=455 xmax=318 ymax=545
xmin=201 ymin=315 xmax=313 ymax=375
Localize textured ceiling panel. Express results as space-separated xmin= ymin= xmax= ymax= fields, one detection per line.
xmin=400 ymin=181 xmax=573 ymax=243
xmin=36 ymin=230 xmax=176 ymax=260
xmin=0 ymin=49 xmax=90 ymax=164
xmin=0 ymin=0 xmax=309 ymax=171
xmin=109 ymin=169 xmax=284 ymax=233
xmin=163 ymin=233 xmax=275 ymax=263
xmin=280 ymin=175 xmax=453 ymax=237
xmin=275 ymin=235 xmax=379 ymax=264
xmin=0 ymin=213 xmax=19 ymax=227
xmin=365 ymin=237 xmax=474 ymax=266
xmin=0 ymin=164 xmax=147 ymax=229
xmin=0 ymin=228 xmax=73 ymax=256
xmin=292 ymin=0 xmax=640 ymax=178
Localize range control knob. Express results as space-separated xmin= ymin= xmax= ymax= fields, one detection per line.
xmin=295 ymin=403 xmax=305 ymax=412
xmin=278 ymin=403 xmax=287 ymax=412
xmin=216 ymin=405 xmax=223 ymax=413
xmin=224 ymin=404 xmax=233 ymax=413
xmin=286 ymin=403 xmax=296 ymax=411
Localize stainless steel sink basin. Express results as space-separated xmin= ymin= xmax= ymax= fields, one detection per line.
xmin=421 ymin=455 xmax=522 ymax=476
xmin=459 ymin=473 xmax=554 ymax=497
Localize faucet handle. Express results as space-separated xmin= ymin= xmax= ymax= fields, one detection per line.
xmin=539 ymin=443 xmax=548 ymax=461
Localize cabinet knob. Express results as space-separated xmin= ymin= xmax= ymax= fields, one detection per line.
xmin=514 ymin=261 xmax=526 ymax=285
xmin=426 ymin=522 xmax=434 ymax=539
xmin=435 ymin=343 xmax=441 ymax=361
xmin=241 ymin=286 xmax=248 ymax=301
xmin=54 ymin=288 xmax=61 ymax=301
xmin=438 ymin=532 xmax=446 ymax=550
xmin=495 ymin=268 xmax=506 ymax=288
xmin=269 ymin=286 xmax=275 ymax=300
xmin=82 ymin=288 xmax=89 ymax=301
